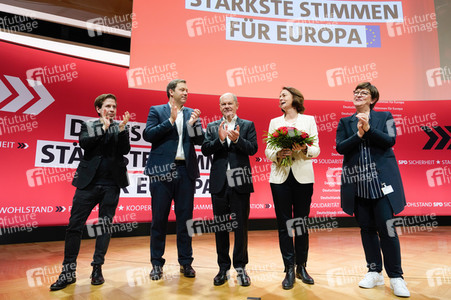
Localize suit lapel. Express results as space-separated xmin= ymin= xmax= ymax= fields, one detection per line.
xmin=369 ymin=110 xmax=380 ymax=129
xmin=350 ymin=113 xmax=359 ymax=134
xmin=182 ymin=108 xmax=190 ymax=139
xmin=163 ymin=103 xmax=171 ymax=119
xmin=162 ymin=103 xmax=176 ymax=134
xmin=235 ymin=117 xmax=241 ymax=131
xmin=215 ymin=119 xmax=223 ymax=138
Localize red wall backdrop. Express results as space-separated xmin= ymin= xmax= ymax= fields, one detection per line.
xmin=129 ymin=0 xmax=451 ymax=101
xmin=0 ymin=40 xmax=450 ymax=228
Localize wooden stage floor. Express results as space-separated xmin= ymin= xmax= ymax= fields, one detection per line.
xmin=0 ymin=227 xmax=450 ymax=300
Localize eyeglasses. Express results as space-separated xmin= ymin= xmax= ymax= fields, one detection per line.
xmin=353 ymin=90 xmax=370 ymax=97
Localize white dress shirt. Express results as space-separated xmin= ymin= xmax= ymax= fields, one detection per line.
xmin=169 ymin=102 xmax=185 ymax=160
xmin=220 ymin=115 xmax=239 ymax=170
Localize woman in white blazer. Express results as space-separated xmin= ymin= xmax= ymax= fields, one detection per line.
xmin=265 ymin=87 xmax=320 ymax=290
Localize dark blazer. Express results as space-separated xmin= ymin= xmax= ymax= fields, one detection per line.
xmin=336 ymin=110 xmax=406 ymax=216
xmin=72 ymin=120 xmax=131 ymax=189
xmin=201 ymin=117 xmax=258 ymax=194
xmin=143 ymin=104 xmax=204 ymax=180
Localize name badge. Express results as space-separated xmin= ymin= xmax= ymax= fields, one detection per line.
xmin=381 ymin=183 xmax=394 ymax=195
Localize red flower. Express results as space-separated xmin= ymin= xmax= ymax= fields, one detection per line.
xmin=264 ymin=127 xmax=316 ymax=166
xmin=279 ymin=127 xmax=289 ymax=135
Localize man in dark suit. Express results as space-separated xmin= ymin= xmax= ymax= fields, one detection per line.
xmin=336 ymin=82 xmax=409 ymax=298
xmin=50 ymin=94 xmax=131 ymax=291
xmin=201 ymin=92 xmax=258 ymax=286
xmin=143 ymin=79 xmax=204 ymax=280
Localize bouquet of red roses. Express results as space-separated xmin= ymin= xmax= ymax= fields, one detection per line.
xmin=264 ymin=126 xmax=315 ymax=166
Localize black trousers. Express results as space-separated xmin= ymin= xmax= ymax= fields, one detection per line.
xmin=270 ymin=171 xmax=313 ymax=267
xmin=354 ymin=196 xmax=403 ymax=278
xmin=149 ymin=165 xmax=195 ymax=266
xmin=211 ymin=184 xmax=250 ymax=270
xmin=63 ymin=184 xmax=120 ymax=271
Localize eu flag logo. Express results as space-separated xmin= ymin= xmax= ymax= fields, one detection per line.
xmin=366 ymin=25 xmax=381 ymax=48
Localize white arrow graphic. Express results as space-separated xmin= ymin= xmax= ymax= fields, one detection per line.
xmin=0 ymin=75 xmax=33 ymax=112
xmin=0 ymin=75 xmax=55 ymax=115
xmin=0 ymin=78 xmax=11 ymax=104
xmin=18 ymin=142 xmax=29 ymax=149
xmin=24 ymin=79 xmax=55 ymax=115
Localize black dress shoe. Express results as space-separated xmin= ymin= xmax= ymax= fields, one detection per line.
xmin=149 ymin=265 xmax=163 ymax=280
xmin=282 ymin=265 xmax=295 ymax=290
xmin=213 ymin=270 xmax=229 ymax=286
xmin=180 ymin=265 xmax=196 ymax=278
xmin=296 ymin=264 xmax=314 ymax=284
xmin=236 ymin=269 xmax=251 ymax=287
xmin=91 ymin=265 xmax=105 ymax=285
xmin=49 ymin=272 xmax=76 ymax=291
